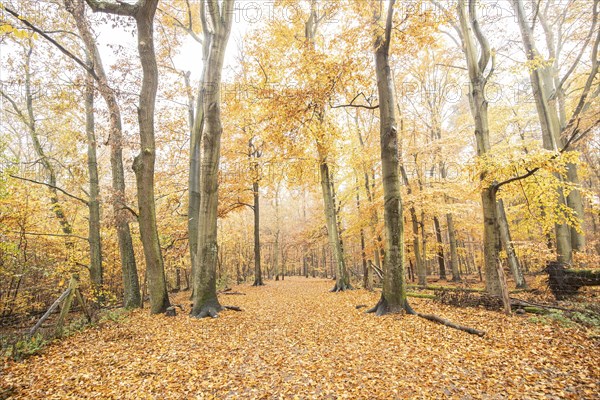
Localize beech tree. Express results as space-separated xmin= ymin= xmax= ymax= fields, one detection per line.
xmin=190 ymin=0 xmax=235 ymax=318
xmin=84 ymin=0 xmax=170 ymax=314
xmin=367 ymin=0 xmax=413 ymax=315
xmin=511 ymin=0 xmax=599 ymax=264
xmin=63 ymin=0 xmax=141 ymax=308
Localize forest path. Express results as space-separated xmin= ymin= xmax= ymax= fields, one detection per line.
xmin=2 ymin=277 xmax=598 ymax=399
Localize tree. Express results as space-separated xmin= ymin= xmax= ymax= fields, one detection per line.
xmin=511 ymin=0 xmax=599 ymax=263
xmin=367 ymin=0 xmax=413 ymax=315
xmin=454 ymin=0 xmax=503 ymax=296
xmin=190 ymin=0 xmax=235 ymax=318
xmin=85 ymin=0 xmax=170 ymax=314
xmin=64 ymin=0 xmax=141 ymax=308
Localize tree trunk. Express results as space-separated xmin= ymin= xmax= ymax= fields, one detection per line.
xmin=433 ymin=216 xmax=447 ymax=280
xmin=457 ymin=0 xmax=502 ymax=296
xmin=84 ymin=58 xmax=103 ymax=292
xmin=446 ymin=213 xmax=461 ymax=282
xmin=400 ymin=166 xmax=426 ymax=286
xmin=274 ymin=184 xmax=281 ymax=281
xmin=189 ymin=37 xmax=210 ymax=292
xmin=191 ymin=1 xmax=234 ymax=318
xmin=497 ymin=199 xmax=527 ymax=288
xmin=356 ymin=182 xmax=372 ymax=290
xmin=367 ymin=0 xmax=413 ymax=315
xmin=131 ymin=1 xmax=170 ymax=314
xmin=512 ymin=0 xmax=583 ymax=264
xmin=320 ymin=160 xmax=351 ymax=291
xmin=73 ymin=0 xmax=140 ymax=308
xmin=252 ymin=178 xmax=263 ymax=286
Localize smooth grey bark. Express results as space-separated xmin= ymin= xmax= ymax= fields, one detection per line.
xmin=367 ymin=0 xmax=413 ymax=315
xmin=355 ymin=178 xmax=372 ymax=290
xmin=252 ymin=153 xmax=263 ymax=286
xmin=189 ymin=38 xmax=209 ymax=287
xmin=445 ymin=213 xmax=461 ymax=282
xmin=68 ymin=0 xmax=140 ymax=308
xmin=497 ymin=199 xmax=527 ymax=288
xmin=433 ymin=216 xmax=446 ymax=280
xmin=456 ymin=0 xmax=503 ymax=296
xmin=319 ymin=161 xmax=351 ymax=291
xmin=84 ymin=57 xmax=103 ymax=291
xmin=85 ymin=0 xmax=169 ymax=313
xmin=132 ymin=1 xmax=170 ymax=314
xmin=191 ymin=0 xmax=234 ymax=318
xmin=400 ymin=165 xmax=426 ymax=286
xmin=274 ymin=184 xmax=281 ymax=281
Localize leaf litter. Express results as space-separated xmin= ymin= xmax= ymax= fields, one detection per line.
xmin=1 ymin=278 xmax=598 ymax=399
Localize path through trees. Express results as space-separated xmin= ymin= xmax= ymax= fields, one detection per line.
xmin=2 ymin=279 xmax=598 ymax=398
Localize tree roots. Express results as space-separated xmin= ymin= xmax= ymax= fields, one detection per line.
xmin=330 ymin=281 xmax=353 ymax=292
xmin=365 ymin=295 xmax=415 ymax=316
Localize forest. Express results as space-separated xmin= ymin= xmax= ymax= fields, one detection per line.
xmin=0 ymin=0 xmax=599 ymax=398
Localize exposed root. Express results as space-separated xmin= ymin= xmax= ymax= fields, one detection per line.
xmin=190 ymin=299 xmax=223 ymax=319
xmin=224 ymin=305 xmax=242 ymax=312
xmin=330 ymin=281 xmax=353 ymax=292
xmin=366 ymin=295 xmax=484 ymax=336
xmin=366 ymin=295 xmax=415 ymax=316
xmin=253 ymin=280 xmax=265 ymax=287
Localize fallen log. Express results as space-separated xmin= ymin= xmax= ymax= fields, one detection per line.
xmin=546 ymin=262 xmax=600 ymax=300
xmin=416 ymin=313 xmax=486 ymax=337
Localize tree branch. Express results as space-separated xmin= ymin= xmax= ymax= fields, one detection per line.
xmin=3 ymin=6 xmax=98 ymax=80
xmin=4 ymin=230 xmax=89 ymax=241
xmin=331 ymin=92 xmax=379 ymax=110
xmin=84 ymin=0 xmax=140 ymax=16
xmin=494 ymin=117 xmax=599 ymax=190
xmin=10 ymin=175 xmax=89 ymax=205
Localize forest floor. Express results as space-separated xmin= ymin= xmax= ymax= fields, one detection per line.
xmin=1 ymin=277 xmax=599 ymax=399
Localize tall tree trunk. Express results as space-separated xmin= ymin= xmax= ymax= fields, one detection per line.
xmin=368 ymin=0 xmax=413 ymax=315
xmin=497 ymin=199 xmax=527 ymax=288
xmin=457 ymin=0 xmax=503 ymax=296
xmin=446 ymin=213 xmax=461 ymax=282
xmin=433 ymin=216 xmax=447 ymax=280
xmin=356 ymin=181 xmax=372 ymax=290
xmin=400 ymin=165 xmax=426 ymax=286
xmin=511 ymin=0 xmax=593 ymax=264
xmin=130 ymin=1 xmax=170 ymax=314
xmin=274 ymin=184 xmax=281 ymax=281
xmin=189 ymin=39 xmax=209 ymax=291
xmin=84 ymin=57 xmax=103 ymax=291
xmin=320 ymin=159 xmax=351 ymax=291
xmin=252 ymin=178 xmax=263 ymax=286
xmin=191 ymin=0 xmax=234 ymax=318
xmin=81 ymin=0 xmax=146 ymax=309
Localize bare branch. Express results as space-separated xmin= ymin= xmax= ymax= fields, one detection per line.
xmin=3 ymin=230 xmax=89 ymax=241
xmin=10 ymin=175 xmax=89 ymax=205
xmin=3 ymin=6 xmax=98 ymax=80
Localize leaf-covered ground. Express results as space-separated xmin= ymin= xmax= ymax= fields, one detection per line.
xmin=2 ymin=278 xmax=599 ymax=399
